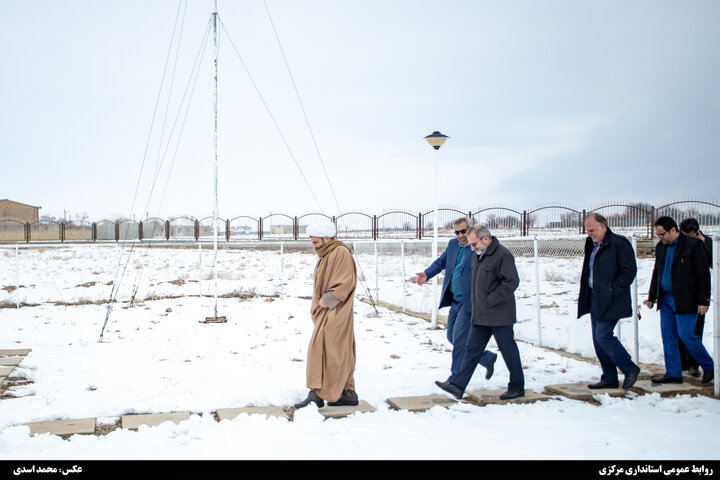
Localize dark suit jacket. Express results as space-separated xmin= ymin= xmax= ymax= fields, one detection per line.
xmin=469 ymin=236 xmax=520 ymax=327
xmin=424 ymin=237 xmax=473 ymax=311
xmin=648 ymin=233 xmax=711 ymax=314
xmin=700 ymin=232 xmax=713 ymax=266
xmin=577 ymin=228 xmax=637 ymax=321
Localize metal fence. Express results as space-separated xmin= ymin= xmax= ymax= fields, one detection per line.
xmin=2 ymin=236 xmax=717 ymax=377
xmin=2 ymin=199 xmax=719 ymax=243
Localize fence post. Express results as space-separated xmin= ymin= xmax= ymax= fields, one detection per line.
xmin=372 ymin=215 xmax=377 ymax=241
xmin=280 ymin=242 xmax=285 ymax=298
xmin=61 ymin=222 xmax=65 ymax=243
xmin=225 ymin=219 xmax=230 ymax=241
xmin=631 ymin=234 xmax=640 ymax=365
xmin=15 ymin=245 xmax=20 ymax=309
xmin=166 ymin=221 xmax=170 ymax=241
xmin=401 ymin=240 xmax=406 ymax=312
xmin=115 ymin=222 xmax=119 ymax=242
xmin=92 ymin=222 xmax=97 ymax=242
xmin=713 ymin=236 xmax=719 ymax=396
xmin=418 ymin=212 xmax=422 ymax=240
xmin=198 ymin=242 xmax=203 ymax=299
xmin=649 ymin=206 xmax=655 ymax=238
xmin=139 ymin=221 xmax=143 ymax=241
xmin=258 ymin=217 xmax=263 ymax=240
xmin=581 ymin=210 xmax=586 ymax=235
xmin=522 ymin=211 xmax=527 ymax=237
xmin=374 ymin=241 xmax=379 ymax=301
xmin=294 ymin=217 xmax=298 ymax=241
xmin=26 ymin=223 xmax=30 ymax=243
xmin=194 ymin=220 xmax=199 ymax=241
xmin=534 ymin=235 xmax=542 ymax=346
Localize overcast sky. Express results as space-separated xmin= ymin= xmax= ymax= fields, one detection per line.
xmin=1 ymin=0 xmax=718 ymax=221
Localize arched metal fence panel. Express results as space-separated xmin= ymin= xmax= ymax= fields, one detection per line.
xmin=526 ymin=205 xmax=582 ymax=237
xmin=376 ymin=210 xmax=418 ymax=239
xmin=656 ymin=200 xmax=720 ymax=236
xmin=96 ymin=220 xmax=116 ymax=241
xmin=30 ymin=221 xmax=61 ymax=242
xmin=335 ymin=212 xmax=373 ymax=239
xmin=0 ymin=220 xmax=25 ymax=242
xmin=228 ymin=216 xmax=258 ymax=240
xmin=421 ymin=208 xmax=470 ymax=239
xmin=261 ymin=214 xmax=294 ymax=240
xmin=118 ymin=221 xmax=139 ymax=241
xmin=198 ymin=216 xmax=227 ymax=240
xmin=471 ymin=207 xmax=523 ymax=237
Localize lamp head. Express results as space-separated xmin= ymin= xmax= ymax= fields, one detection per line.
xmin=424 ymin=131 xmax=449 ymax=150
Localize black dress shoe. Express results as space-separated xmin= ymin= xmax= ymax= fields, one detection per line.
xmin=701 ymin=370 xmax=714 ymax=384
xmin=485 ymin=353 xmax=498 ymax=380
xmin=294 ymin=390 xmax=324 ymax=409
xmin=688 ymin=367 xmax=701 ymax=377
xmin=622 ymin=366 xmax=641 ymax=389
xmin=327 ymin=389 xmax=359 ymax=406
xmin=435 ymin=380 xmax=464 ymax=399
xmin=587 ymin=381 xmax=619 ymax=389
xmin=499 ymin=390 xmax=525 ymax=400
xmin=651 ymin=375 xmax=683 ymax=384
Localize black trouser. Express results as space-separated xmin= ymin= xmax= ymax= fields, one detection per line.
xmin=679 ymin=313 xmax=705 ymax=370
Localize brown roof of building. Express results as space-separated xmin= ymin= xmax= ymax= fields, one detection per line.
xmin=0 ymin=199 xmax=40 ymax=208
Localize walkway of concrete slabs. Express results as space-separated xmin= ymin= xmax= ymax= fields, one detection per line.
xmin=5 ymin=346 xmax=719 ymax=438
xmin=0 ymin=348 xmax=31 ymax=399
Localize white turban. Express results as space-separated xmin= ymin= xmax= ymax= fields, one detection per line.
xmin=306 ymin=221 xmax=337 ymax=238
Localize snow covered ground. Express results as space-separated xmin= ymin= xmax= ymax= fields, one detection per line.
xmin=0 ymin=242 xmax=718 ymax=461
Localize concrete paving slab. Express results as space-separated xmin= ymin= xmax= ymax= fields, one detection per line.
xmin=467 ymin=389 xmax=550 ymax=406
xmin=0 ymin=358 xmax=22 ymax=366
xmin=386 ymin=394 xmax=457 ymax=412
xmin=0 ymin=367 xmax=14 ymax=377
xmin=544 ymin=383 xmax=630 ymax=401
xmin=216 ymin=406 xmax=289 ymax=421
xmin=318 ymin=400 xmax=375 ymax=419
xmin=0 ymin=349 xmax=31 ymax=356
xmin=24 ymin=418 xmax=96 ymax=436
xmin=121 ymin=412 xmax=191 ymax=430
xmin=634 ymin=380 xmax=709 ymax=395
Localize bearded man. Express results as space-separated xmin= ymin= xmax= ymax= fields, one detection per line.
xmin=294 ymin=221 xmax=359 ymax=408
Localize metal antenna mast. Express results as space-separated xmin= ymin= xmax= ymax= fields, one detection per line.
xmin=204 ymin=0 xmax=226 ymax=323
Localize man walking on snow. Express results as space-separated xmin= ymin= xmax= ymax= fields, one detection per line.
xmin=416 ymin=217 xmax=497 ymax=383
xmin=295 ymin=221 xmax=359 ymax=408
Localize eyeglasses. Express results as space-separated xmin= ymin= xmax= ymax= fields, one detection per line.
xmin=454 ymin=229 xmax=467 ymax=235
xmin=656 ymin=230 xmax=668 ymax=237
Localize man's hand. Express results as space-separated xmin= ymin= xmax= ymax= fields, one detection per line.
xmin=415 ymin=272 xmax=427 ymax=286
xmin=698 ymin=305 xmax=709 ymax=315
xmin=319 ymin=298 xmax=328 ymax=309
xmin=643 ymin=300 xmax=654 ymax=309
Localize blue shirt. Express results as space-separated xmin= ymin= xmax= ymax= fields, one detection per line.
xmin=661 ymin=237 xmax=679 ymax=292
xmin=588 ymin=242 xmax=601 ymax=289
xmin=449 ymin=243 xmax=469 ymax=302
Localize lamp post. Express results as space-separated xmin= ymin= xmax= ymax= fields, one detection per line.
xmin=424 ymin=131 xmax=449 ymax=328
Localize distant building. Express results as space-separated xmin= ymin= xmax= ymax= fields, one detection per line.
xmin=0 ymin=199 xmax=40 ymax=223
xmin=271 ymin=225 xmax=294 ymax=235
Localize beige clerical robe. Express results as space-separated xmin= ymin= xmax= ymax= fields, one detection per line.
xmin=306 ymin=244 xmax=357 ymax=402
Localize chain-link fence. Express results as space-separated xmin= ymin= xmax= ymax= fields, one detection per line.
xmin=350 ymin=236 xmax=635 ymax=361
xmin=1 ymin=237 xmax=716 ymax=370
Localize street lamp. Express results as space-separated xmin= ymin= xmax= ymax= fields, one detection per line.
xmin=424 ymin=131 xmax=449 ymax=328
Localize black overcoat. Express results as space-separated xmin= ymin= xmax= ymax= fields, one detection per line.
xmin=469 ymin=236 xmax=520 ymax=327
xmin=647 ymin=233 xmax=711 ymax=314
xmin=577 ymin=228 xmax=637 ymax=321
